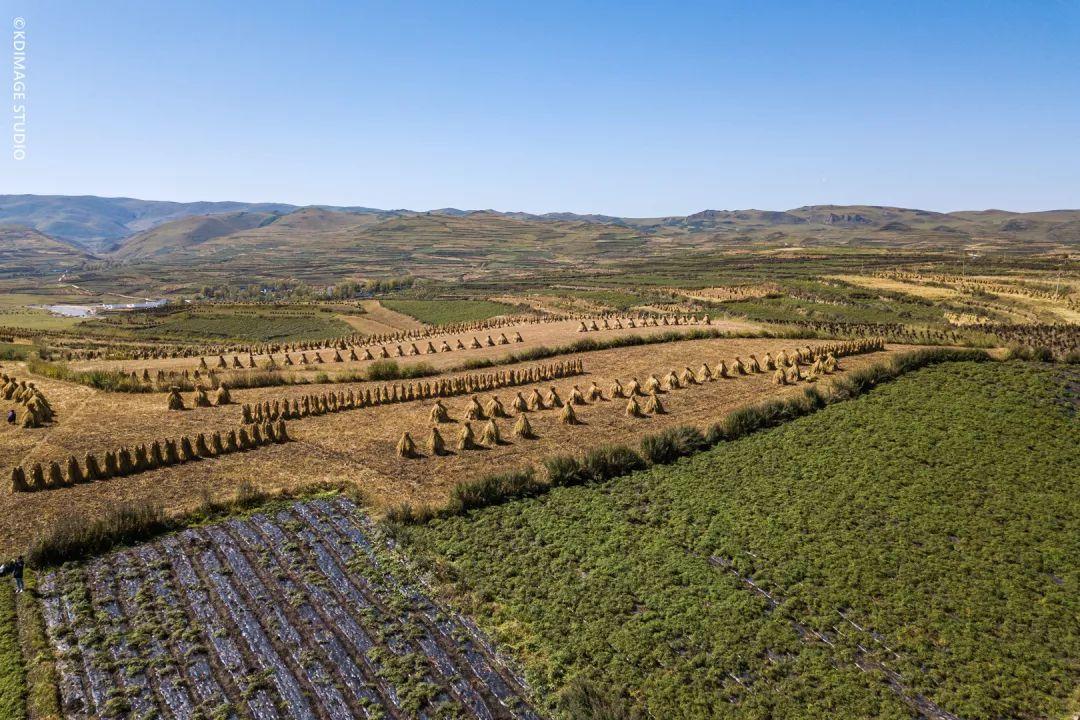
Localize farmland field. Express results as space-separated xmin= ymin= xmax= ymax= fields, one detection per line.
xmin=395 ymin=362 xmax=1080 ymax=719
xmin=381 ymin=299 xmax=519 ymax=325
xmin=37 ymin=495 xmax=539 ymax=719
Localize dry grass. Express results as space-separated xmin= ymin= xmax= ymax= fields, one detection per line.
xmin=1 ymin=326 xmax=913 ymax=555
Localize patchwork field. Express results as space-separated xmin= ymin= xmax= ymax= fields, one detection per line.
xmin=39 ymin=496 xmax=539 ymax=719
xmin=1 ymin=330 xmax=897 ymax=555
xmin=396 ymin=362 xmax=1080 ymax=719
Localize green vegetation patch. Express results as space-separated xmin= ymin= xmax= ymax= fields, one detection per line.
xmin=399 ymin=362 xmax=1080 ymax=719
xmin=0 ymin=581 xmax=26 ymax=720
xmin=381 ymin=299 xmax=516 ymax=325
xmin=122 ymin=305 xmax=355 ymax=342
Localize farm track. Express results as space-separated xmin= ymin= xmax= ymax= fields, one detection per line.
xmin=39 ymin=497 xmax=540 ymax=719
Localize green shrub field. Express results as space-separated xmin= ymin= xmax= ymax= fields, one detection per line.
xmin=399 ymin=362 xmax=1080 ymax=719
xmin=381 ymin=298 xmax=516 ymax=324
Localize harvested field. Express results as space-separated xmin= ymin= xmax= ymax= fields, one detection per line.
xmin=336 ymin=299 xmax=426 ymax=335
xmin=1 ymin=335 xmax=913 ymax=555
xmin=65 ymin=317 xmax=762 ymax=379
xmin=38 ymin=495 xmax=539 ymax=719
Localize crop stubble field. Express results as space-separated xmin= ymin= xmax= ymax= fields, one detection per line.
xmin=0 ymin=325 xmax=903 ymax=556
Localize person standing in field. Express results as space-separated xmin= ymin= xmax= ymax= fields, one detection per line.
xmin=11 ymin=556 xmax=24 ymax=593
xmin=5 ymin=408 xmax=14 ymax=424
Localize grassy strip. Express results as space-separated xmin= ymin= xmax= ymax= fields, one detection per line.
xmin=0 ymin=581 xmax=26 ymax=720
xmin=17 ymin=572 xmax=59 ymax=720
xmin=26 ymin=481 xmax=357 ymax=568
xmin=388 ymin=347 xmax=991 ymax=523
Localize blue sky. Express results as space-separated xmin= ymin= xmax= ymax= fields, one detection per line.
xmin=2 ymin=0 xmax=1078 ymax=215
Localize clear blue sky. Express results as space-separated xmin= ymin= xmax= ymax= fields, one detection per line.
xmin=2 ymin=0 xmax=1078 ymax=215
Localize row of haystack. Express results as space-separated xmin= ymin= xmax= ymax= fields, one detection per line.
xmin=166 ymin=384 xmax=233 ymax=410
xmin=10 ymin=420 xmax=289 ymax=493
xmin=241 ymin=359 xmax=586 ymax=424
xmin=1 ymin=374 xmax=54 ymax=427
xmin=398 ymin=415 xmax=539 ymax=458
xmin=577 ymin=314 xmax=710 ymax=332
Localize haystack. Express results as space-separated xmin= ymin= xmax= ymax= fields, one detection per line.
xmin=180 ymin=436 xmax=198 ymax=461
xmin=47 ymin=461 xmax=65 ymax=488
xmin=85 ymin=453 xmax=104 ymax=480
xmin=785 ymin=364 xmax=802 ymax=383
xmin=456 ymin=339 xmax=466 ymax=350
xmin=567 ymin=385 xmax=586 ymax=405
xmin=732 ymin=357 xmax=747 ymax=375
xmin=586 ymin=382 xmax=604 ymax=401
xmin=238 ymin=427 xmax=253 ymax=450
xmin=464 ymin=396 xmax=486 ymax=420
xmin=470 ymin=337 xmax=482 ymax=349
xmin=429 ymin=427 xmax=447 ymax=455
xmin=486 ymin=396 xmax=508 ymax=418
xmin=215 ymin=384 xmax=232 ymax=405
xmin=397 ymin=432 xmax=418 ymax=459
xmin=560 ymin=403 xmax=579 ymax=425
xmin=275 ymin=420 xmax=288 ymax=442
xmin=480 ymin=420 xmax=501 ymax=445
xmin=513 ymin=414 xmax=534 ymax=438
xmin=665 ymin=371 xmax=680 ymax=390
xmin=625 ymin=397 xmax=644 ymax=417
xmin=528 ymin=388 xmax=545 ymax=410
xmin=577 ymin=321 xmax=588 ymax=332
xmin=680 ymin=367 xmax=696 ymax=386
xmin=511 ymin=392 xmax=528 ymax=412
xmin=747 ymin=355 xmax=761 ymax=373
xmin=195 ymin=433 xmax=213 ymax=457
xmin=457 ymin=422 xmax=477 ymax=451
xmin=545 ymin=386 xmax=563 ymax=408
xmin=10 ymin=466 xmax=27 ymax=492
xmin=645 ymin=392 xmax=666 ymax=414
xmin=430 ymin=400 xmax=450 ymax=423
xmin=773 ymin=368 xmax=787 ymax=385
xmin=823 ymin=353 xmax=839 ymax=372
xmin=610 ymin=379 xmax=625 ymax=399
xmin=715 ymin=361 xmax=728 ymax=379
xmin=164 ymin=440 xmax=181 ymax=464
xmin=167 ymin=386 xmax=185 ymax=411
xmin=29 ymin=463 xmax=46 ymax=491
xmin=134 ymin=445 xmax=150 ymax=471
xmin=66 ymin=455 xmax=85 ymax=484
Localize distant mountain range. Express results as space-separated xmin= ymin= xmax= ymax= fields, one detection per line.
xmin=0 ymin=194 xmax=1077 ymax=281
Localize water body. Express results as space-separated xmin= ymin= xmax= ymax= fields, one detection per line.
xmin=38 ymin=299 xmax=168 ymax=317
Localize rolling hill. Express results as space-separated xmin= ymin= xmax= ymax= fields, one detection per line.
xmin=0 ymin=224 xmax=93 ymax=277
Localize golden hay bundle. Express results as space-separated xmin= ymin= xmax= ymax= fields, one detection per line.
xmin=166 ymin=387 xmax=185 ymax=411
xmin=625 ymin=397 xmax=644 ymax=418
xmin=10 ymin=466 xmax=28 ymax=493
xmin=513 ymin=331 xmax=524 ymax=342
xmin=762 ymin=353 xmax=775 ymax=370
xmin=698 ymin=363 xmax=713 ymax=382
xmin=680 ymin=367 xmax=696 ymax=386
xmin=786 ymin=363 xmax=802 ymax=383
xmin=118 ymin=448 xmax=135 ymax=475
xmin=455 ymin=339 xmax=466 ymax=350
xmin=824 ymin=353 xmax=839 ymax=373
xmin=464 ymin=396 xmax=486 ymax=420
xmin=48 ymin=461 xmax=65 ymax=488
xmin=195 ymin=433 xmax=213 ymax=457
xmin=275 ymin=420 xmax=288 ymax=442
xmin=397 ymin=432 xmax=418 ymax=458
xmin=513 ymin=414 xmax=534 ymax=438
xmin=30 ymin=463 xmax=46 ymax=491
xmin=545 ymin=387 xmax=563 ymax=408
xmin=192 ymin=386 xmax=213 ymax=408
xmin=560 ymin=402 xmax=580 ymax=425
xmin=215 ymin=385 xmax=232 ymax=405
xmin=731 ymin=357 xmax=747 ymax=375
xmin=665 ymin=371 xmax=680 ymax=390
xmin=429 ymin=427 xmax=447 ymax=455
xmin=610 ymin=379 xmax=625 ymax=399
xmin=567 ymin=385 xmax=586 ymax=405
xmin=773 ymin=368 xmax=787 ymax=385
xmin=85 ymin=453 xmax=103 ymax=480
xmin=644 ymin=375 xmax=662 ymax=394
xmin=644 ymin=392 xmax=665 ymax=414
xmin=586 ymin=382 xmax=604 ymax=401
xmin=66 ymin=455 xmax=84 ymax=484
xmin=164 ymin=440 xmax=181 ymax=465
xmin=528 ymin=388 xmax=545 ymax=410
xmin=512 ymin=392 xmax=529 ymax=412
xmin=627 ymin=378 xmax=644 ymax=396
xmin=481 ymin=420 xmax=501 ymax=445
xmin=233 ymin=356 xmax=243 ymax=369
xmin=747 ymin=355 xmax=761 ymax=373
xmin=134 ymin=445 xmax=150 ymax=471
xmin=470 ymin=337 xmax=483 ymax=349
xmin=430 ymin=400 xmax=450 ymax=423
xmin=457 ymin=422 xmax=477 ymax=451
xmin=715 ymin=361 xmax=728 ymax=379
xmin=251 ymin=423 xmax=265 ymax=445
xmin=486 ymin=396 xmax=508 ymax=418
xmin=238 ymin=427 xmax=254 ymax=450
xmin=577 ymin=321 xmax=589 ymax=332
xmin=180 ymin=436 xmax=198 ymax=461
xmin=217 ymin=355 xmax=228 ymax=369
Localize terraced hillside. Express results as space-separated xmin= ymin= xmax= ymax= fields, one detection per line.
xmin=40 ymin=496 xmax=538 ymax=720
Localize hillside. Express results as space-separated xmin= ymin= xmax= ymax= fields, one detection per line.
xmin=111 ymin=211 xmax=284 ymax=259
xmin=0 ymin=224 xmax=93 ymax=277
xmin=0 ymin=195 xmax=298 ymax=251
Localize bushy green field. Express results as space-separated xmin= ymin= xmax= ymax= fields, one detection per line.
xmin=399 ymin=362 xmax=1080 ymax=719
xmin=381 ymin=298 xmax=517 ymax=324
xmin=0 ymin=584 xmax=24 ymax=720
xmin=126 ymin=306 xmax=355 ymax=342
